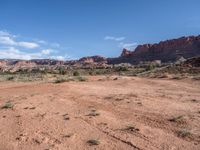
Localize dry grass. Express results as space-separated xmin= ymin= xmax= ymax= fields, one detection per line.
xmin=54 ymin=76 xmax=88 ymax=83
xmin=87 ymin=139 xmax=100 ymax=146
xmin=1 ymin=101 xmax=14 ymax=109
xmin=168 ymin=115 xmax=184 ymax=122
xmin=87 ymin=109 xmax=100 ymax=117
xmin=123 ymin=125 xmax=139 ymax=132
xmin=54 ymin=78 xmax=67 ymax=83
xmin=177 ymin=129 xmax=191 ymax=138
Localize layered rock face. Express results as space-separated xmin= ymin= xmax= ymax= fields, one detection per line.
xmin=78 ymin=55 xmax=107 ymax=63
xmin=120 ymin=49 xmax=132 ymax=57
xmin=108 ymin=35 xmax=200 ymax=64
xmin=0 ymin=35 xmax=200 ymax=67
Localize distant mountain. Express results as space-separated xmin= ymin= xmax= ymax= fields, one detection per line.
xmin=108 ymin=35 xmax=200 ymax=64
xmin=0 ymin=35 xmax=200 ymax=67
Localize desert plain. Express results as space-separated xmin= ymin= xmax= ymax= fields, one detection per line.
xmin=0 ymin=76 xmax=200 ymax=150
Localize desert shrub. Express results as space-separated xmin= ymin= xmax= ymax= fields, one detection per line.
xmin=76 ymin=76 xmax=87 ymax=82
xmin=145 ymin=64 xmax=155 ymax=71
xmin=63 ymin=133 xmax=73 ymax=138
xmin=87 ymin=111 xmax=100 ymax=116
xmin=192 ymin=75 xmax=200 ymax=80
xmin=7 ymin=76 xmax=14 ymax=80
xmin=54 ymin=78 xmax=67 ymax=83
xmin=158 ymin=73 xmax=169 ymax=78
xmin=115 ymin=66 xmax=129 ymax=72
xmin=95 ymin=70 xmax=102 ymax=75
xmin=172 ymin=75 xmax=182 ymax=80
xmin=1 ymin=101 xmax=14 ymax=109
xmin=168 ymin=115 xmax=183 ymax=122
xmin=89 ymin=71 xmax=94 ymax=75
xmin=59 ymin=68 xmax=67 ymax=75
xmin=87 ymin=108 xmax=100 ymax=116
xmin=123 ymin=125 xmax=139 ymax=132
xmin=177 ymin=129 xmax=191 ymax=138
xmin=87 ymin=139 xmax=100 ymax=146
xmin=60 ymin=76 xmax=88 ymax=82
xmin=73 ymin=71 xmax=80 ymax=76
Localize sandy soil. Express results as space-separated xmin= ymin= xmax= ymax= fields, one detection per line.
xmin=0 ymin=76 xmax=200 ymax=150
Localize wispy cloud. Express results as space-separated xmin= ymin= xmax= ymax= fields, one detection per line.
xmin=50 ymin=55 xmax=70 ymax=60
xmin=41 ymin=49 xmax=55 ymax=55
xmin=0 ymin=31 xmax=39 ymax=49
xmin=36 ymin=40 xmax=47 ymax=44
xmin=119 ymin=42 xmax=138 ymax=49
xmin=104 ymin=36 xmax=125 ymax=41
xmin=0 ymin=47 xmax=42 ymax=60
xmin=0 ymin=36 xmax=16 ymax=45
xmin=0 ymin=47 xmax=70 ymax=60
xmin=51 ymin=43 xmax=60 ymax=48
xmin=0 ymin=30 xmax=71 ymax=60
xmin=18 ymin=42 xmax=39 ymax=49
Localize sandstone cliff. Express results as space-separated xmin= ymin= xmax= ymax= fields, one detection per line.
xmin=108 ymin=35 xmax=200 ymax=64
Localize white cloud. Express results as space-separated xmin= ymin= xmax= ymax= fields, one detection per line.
xmin=0 ymin=31 xmax=10 ymax=36
xmin=36 ymin=40 xmax=47 ymax=44
xmin=0 ymin=47 xmax=41 ymax=60
xmin=104 ymin=36 xmax=125 ymax=41
xmin=50 ymin=55 xmax=65 ymax=60
xmin=0 ymin=47 xmax=70 ymax=60
xmin=0 ymin=30 xmax=71 ymax=60
xmin=41 ymin=49 xmax=54 ymax=55
xmin=119 ymin=42 xmax=138 ymax=49
xmin=18 ymin=42 xmax=39 ymax=49
xmin=0 ymin=31 xmax=39 ymax=49
xmin=0 ymin=36 xmax=16 ymax=45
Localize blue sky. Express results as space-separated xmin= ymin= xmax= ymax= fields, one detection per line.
xmin=0 ymin=0 xmax=200 ymax=60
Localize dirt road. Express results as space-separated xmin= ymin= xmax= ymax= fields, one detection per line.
xmin=0 ymin=76 xmax=200 ymax=150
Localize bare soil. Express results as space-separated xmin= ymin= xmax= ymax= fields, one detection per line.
xmin=0 ymin=76 xmax=200 ymax=150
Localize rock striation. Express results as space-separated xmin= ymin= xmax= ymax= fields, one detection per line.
xmin=108 ymin=35 xmax=200 ymax=64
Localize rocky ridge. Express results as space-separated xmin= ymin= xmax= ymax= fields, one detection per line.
xmin=0 ymin=35 xmax=200 ymax=70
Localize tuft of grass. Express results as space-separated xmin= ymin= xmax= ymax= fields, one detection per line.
xmin=63 ymin=116 xmax=70 ymax=120
xmin=123 ymin=125 xmax=139 ymax=132
xmin=87 ymin=112 xmax=100 ymax=117
xmin=63 ymin=133 xmax=73 ymax=138
xmin=191 ymin=99 xmax=198 ymax=103
xmin=87 ymin=139 xmax=100 ymax=146
xmin=158 ymin=74 xmax=169 ymax=78
xmin=7 ymin=76 xmax=14 ymax=81
xmin=53 ymin=76 xmax=88 ymax=83
xmin=62 ymin=113 xmax=70 ymax=120
xmin=76 ymin=76 xmax=87 ymax=82
xmin=29 ymin=107 xmax=36 ymax=110
xmin=1 ymin=101 xmax=14 ymax=109
xmin=177 ymin=129 xmax=191 ymax=138
xmin=73 ymin=71 xmax=80 ymax=76
xmin=192 ymin=75 xmax=200 ymax=80
xmin=168 ymin=115 xmax=183 ymax=122
xmin=54 ymin=78 xmax=67 ymax=83
xmin=87 ymin=109 xmax=100 ymax=117
xmin=172 ymin=75 xmax=182 ymax=80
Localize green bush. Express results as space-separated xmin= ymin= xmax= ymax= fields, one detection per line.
xmin=1 ymin=101 xmax=14 ymax=109
xmin=115 ymin=66 xmax=129 ymax=72
xmin=7 ymin=76 xmax=14 ymax=81
xmin=59 ymin=68 xmax=67 ymax=75
xmin=145 ymin=64 xmax=155 ymax=71
xmin=73 ymin=71 xmax=80 ymax=76
xmin=87 ymin=139 xmax=100 ymax=146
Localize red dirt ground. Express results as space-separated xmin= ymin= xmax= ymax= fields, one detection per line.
xmin=0 ymin=76 xmax=200 ymax=150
